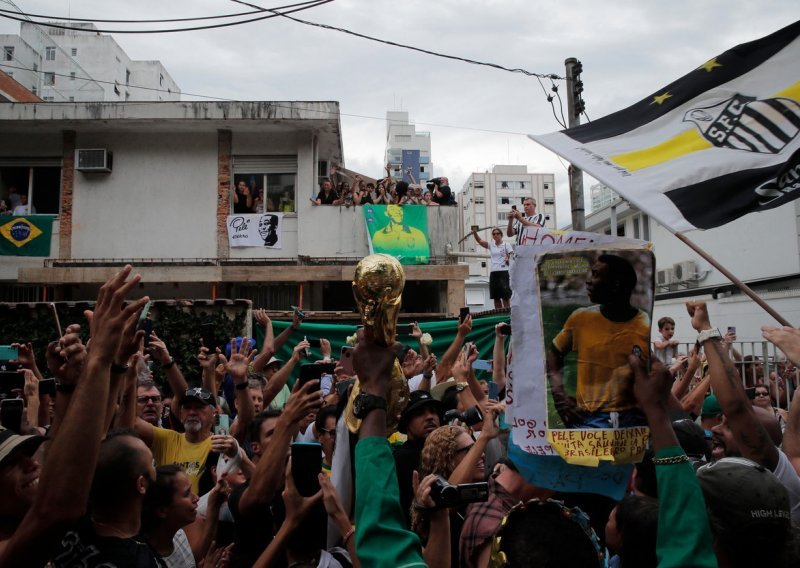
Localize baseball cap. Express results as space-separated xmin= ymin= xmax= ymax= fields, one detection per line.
xmin=265 ymin=356 xmax=284 ymax=368
xmin=671 ymin=419 xmax=709 ymax=465
xmin=181 ymin=387 xmax=216 ymax=407
xmin=398 ymin=390 xmax=442 ymax=434
xmin=697 ymin=457 xmax=790 ymax=532
xmin=0 ymin=427 xmax=45 ymax=469
xmin=701 ymin=394 xmax=722 ymax=417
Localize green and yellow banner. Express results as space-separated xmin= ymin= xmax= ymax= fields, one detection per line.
xmin=0 ymin=215 xmax=53 ymax=257
xmin=363 ymin=204 xmax=429 ymax=265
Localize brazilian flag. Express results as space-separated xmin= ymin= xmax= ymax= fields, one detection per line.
xmin=0 ymin=215 xmax=53 ymax=256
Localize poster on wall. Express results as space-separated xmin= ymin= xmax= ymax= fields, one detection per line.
xmin=226 ymin=213 xmax=283 ymax=248
xmin=363 ymin=204 xmax=429 ymax=264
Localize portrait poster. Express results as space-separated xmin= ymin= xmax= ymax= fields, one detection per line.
xmin=226 ymin=213 xmax=284 ymax=248
xmin=537 ymin=248 xmax=654 ymax=466
xmin=363 ymin=204 xmax=429 ymax=265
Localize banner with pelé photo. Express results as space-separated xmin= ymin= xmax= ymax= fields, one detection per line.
xmin=362 ymin=204 xmax=429 ymax=265
xmin=0 ymin=215 xmax=53 ymax=256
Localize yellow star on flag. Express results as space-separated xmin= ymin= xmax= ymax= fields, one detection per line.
xmin=651 ymin=92 xmax=673 ymax=105
xmin=698 ymin=57 xmax=723 ymax=72
xmin=0 ymin=217 xmax=43 ymax=248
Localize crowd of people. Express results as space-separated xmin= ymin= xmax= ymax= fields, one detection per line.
xmin=0 ymin=185 xmax=34 ymax=215
xmin=2 ymin=264 xmax=800 ymax=567
xmin=311 ymin=166 xmax=455 ymax=208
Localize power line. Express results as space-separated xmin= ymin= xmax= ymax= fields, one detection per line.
xmin=0 ymin=62 xmax=535 ymax=136
xmin=0 ymin=1 xmax=318 ymax=24
xmin=0 ymin=0 xmax=333 ymax=33
xmin=231 ymin=0 xmax=564 ymax=81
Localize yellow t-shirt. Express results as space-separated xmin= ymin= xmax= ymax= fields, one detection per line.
xmin=552 ymin=305 xmax=650 ymax=413
xmin=151 ymin=427 xmax=212 ymax=494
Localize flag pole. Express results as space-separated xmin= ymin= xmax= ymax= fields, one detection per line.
xmin=672 ymin=231 xmax=791 ymax=327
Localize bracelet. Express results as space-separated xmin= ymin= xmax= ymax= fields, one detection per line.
xmin=110 ymin=363 xmax=129 ymax=374
xmin=652 ymin=454 xmax=690 ymax=465
xmin=342 ymin=526 xmax=355 ymax=546
xmin=161 ymin=358 xmax=176 ymax=370
xmin=234 ymin=381 xmax=248 ymax=391
xmin=56 ymin=382 xmax=76 ymax=394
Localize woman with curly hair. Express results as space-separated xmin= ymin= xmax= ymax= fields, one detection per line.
xmin=411 ymin=402 xmax=504 ymax=568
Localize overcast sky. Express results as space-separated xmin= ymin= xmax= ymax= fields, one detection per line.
xmin=1 ymin=1 xmax=797 ymax=227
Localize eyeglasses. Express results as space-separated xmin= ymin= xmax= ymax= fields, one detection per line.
xmin=455 ymin=444 xmax=474 ymax=455
xmin=318 ymin=427 xmax=335 ymax=436
xmin=754 ymin=391 xmax=770 ymax=397
xmin=492 ymin=232 xmax=502 ymax=236
xmin=137 ymin=395 xmax=162 ymax=404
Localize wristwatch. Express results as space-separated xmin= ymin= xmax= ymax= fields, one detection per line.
xmin=697 ymin=328 xmax=722 ymax=344
xmin=352 ymin=392 xmax=387 ymax=419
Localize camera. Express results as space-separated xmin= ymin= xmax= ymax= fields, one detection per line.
xmin=443 ymin=405 xmax=483 ymax=427
xmin=429 ymin=475 xmax=489 ymax=509
xmin=426 ymin=177 xmax=444 ymax=191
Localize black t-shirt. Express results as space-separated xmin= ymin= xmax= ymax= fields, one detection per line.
xmin=228 ymin=480 xmax=285 ymax=568
xmin=393 ymin=438 xmax=425 ymax=527
xmin=432 ymin=185 xmax=453 ymax=205
xmin=316 ymin=189 xmax=339 ymax=205
xmin=233 ymin=188 xmax=252 ymax=214
xmin=52 ymin=518 xmax=161 ymax=568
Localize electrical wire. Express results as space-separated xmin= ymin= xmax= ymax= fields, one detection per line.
xmin=231 ymin=0 xmax=564 ymax=80
xmin=0 ymin=61 xmax=535 ymax=136
xmin=0 ymin=1 xmax=319 ymax=24
xmin=550 ymin=78 xmax=567 ymax=128
xmin=0 ymin=0 xmax=333 ymax=33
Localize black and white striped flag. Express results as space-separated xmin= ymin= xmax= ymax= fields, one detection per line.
xmin=530 ymin=20 xmax=800 ymax=231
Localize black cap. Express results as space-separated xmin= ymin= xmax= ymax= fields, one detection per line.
xmin=399 ymin=390 xmax=442 ymax=434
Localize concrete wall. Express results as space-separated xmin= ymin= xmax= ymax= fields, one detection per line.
xmin=0 ymin=35 xmax=40 ymax=96
xmin=70 ymin=131 xmax=218 ymax=258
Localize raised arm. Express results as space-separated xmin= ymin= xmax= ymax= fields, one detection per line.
xmin=492 ymin=324 xmax=507 ymax=392
xmin=688 ymin=301 xmax=778 ymax=469
xmin=149 ymin=332 xmax=189 ymax=411
xmin=263 ymin=340 xmax=308 ymax=407
xmin=436 ymin=314 xmax=472 ymax=382
xmin=762 ymin=325 xmax=800 ymax=474
xmin=506 ymin=209 xmax=518 ymax=237
xmin=0 ymin=266 xmax=147 ymax=568
xmin=226 ymin=338 xmax=256 ymax=442
xmin=472 ymin=230 xmax=488 ymax=249
xmin=409 ymin=322 xmax=430 ymax=359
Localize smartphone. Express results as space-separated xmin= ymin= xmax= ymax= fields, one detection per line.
xmin=297 ymin=364 xmax=323 ymax=393
xmin=459 ymin=307 xmax=470 ymax=324
xmin=488 ymin=381 xmax=499 ymax=401
xmin=339 ymin=346 xmax=355 ymax=376
xmin=472 ymin=359 xmax=493 ymax=372
xmin=138 ymin=300 xmax=152 ymax=327
xmin=319 ymin=362 xmax=336 ymax=375
xmin=291 ymin=305 xmax=306 ymax=320
xmin=214 ymin=414 xmax=230 ymax=436
xmin=38 ymin=378 xmax=56 ymax=397
xmin=336 ymin=378 xmax=355 ymax=399
xmin=727 ymin=326 xmax=736 ymax=336
xmin=50 ymin=302 xmax=62 ymax=339
xmin=306 ymin=338 xmax=322 ymax=349
xmin=291 ymin=442 xmax=323 ymax=496
xmin=511 ymin=205 xmax=517 ymax=211
xmin=498 ymin=323 xmax=511 ymax=335
xmin=140 ymin=318 xmax=154 ymax=349
xmin=0 ymin=398 xmax=23 ymax=432
xmin=0 ymin=345 xmax=19 ymax=361
xmin=200 ymin=322 xmax=218 ymax=354
xmin=471 ymin=224 xmax=480 ymax=232
xmin=0 ymin=371 xmax=24 ymax=393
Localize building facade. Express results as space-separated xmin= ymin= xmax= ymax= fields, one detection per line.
xmin=0 ymin=22 xmax=179 ymax=102
xmin=458 ymin=165 xmax=556 ymax=310
xmin=589 ymin=182 xmax=617 ymax=212
xmin=385 ymin=111 xmax=432 ymax=184
xmin=0 ymin=101 xmax=467 ymax=317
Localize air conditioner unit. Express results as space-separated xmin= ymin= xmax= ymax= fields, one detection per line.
xmin=75 ymin=149 xmax=112 ymax=173
xmin=673 ymin=260 xmax=697 ymax=282
xmin=656 ymin=268 xmax=674 ymax=286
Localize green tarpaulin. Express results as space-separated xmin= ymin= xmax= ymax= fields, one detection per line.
xmin=253 ymin=314 xmax=510 ymax=386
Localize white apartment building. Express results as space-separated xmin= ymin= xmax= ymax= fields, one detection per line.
xmin=0 ymin=22 xmax=179 ymax=102
xmin=589 ymin=182 xmax=617 ymax=212
xmin=385 ymin=111 xmax=432 ymax=184
xmin=458 ymin=165 xmax=556 ymax=309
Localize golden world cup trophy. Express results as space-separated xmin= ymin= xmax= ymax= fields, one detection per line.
xmin=344 ymin=253 xmax=410 ymax=433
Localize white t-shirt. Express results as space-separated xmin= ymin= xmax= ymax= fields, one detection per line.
xmin=488 ymin=240 xmax=513 ymax=272
xmin=162 ymin=529 xmax=196 ymax=568
xmin=773 ymin=449 xmax=800 ymax=523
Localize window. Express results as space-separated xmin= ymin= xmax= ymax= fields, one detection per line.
xmin=497 ymin=212 xmax=508 ymax=222
xmin=498 ymin=197 xmax=510 ymax=205
xmin=125 ymin=91 xmax=130 ymax=101
xmin=44 ymin=72 xmax=55 ymax=85
xmin=233 ymin=156 xmax=298 ymax=214
xmin=544 ymin=198 xmax=555 ymax=205
xmin=31 ymin=86 xmax=36 ymax=95
xmin=45 ymin=47 xmax=55 ymax=61
xmin=474 ymin=197 xmax=484 ymax=205
xmin=69 ymin=72 xmax=75 ymax=81
xmin=32 ymin=62 xmax=37 ymax=72
xmin=68 ymin=96 xmax=74 ymax=102
xmin=0 ymin=164 xmax=62 ymax=215
xmin=2 ymin=46 xmax=13 ymax=61
xmin=159 ymin=73 xmax=164 ymax=86
xmin=113 ymin=82 xmax=120 ymax=96
xmin=474 ymin=182 xmax=484 ymax=189
xmin=543 ymin=183 xmax=550 ymax=190
xmin=125 ymin=69 xmax=130 ymax=85
xmin=71 ymin=47 xmax=77 ymax=56
xmin=43 ymin=96 xmax=54 ymax=102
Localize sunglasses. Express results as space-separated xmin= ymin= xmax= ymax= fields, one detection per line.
xmin=455 ymin=444 xmax=474 ymax=454
xmin=754 ymin=391 xmax=770 ymax=397
xmin=137 ymin=395 xmax=162 ymax=404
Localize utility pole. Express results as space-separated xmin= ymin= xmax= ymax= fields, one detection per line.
xmin=564 ymin=57 xmax=585 ymax=230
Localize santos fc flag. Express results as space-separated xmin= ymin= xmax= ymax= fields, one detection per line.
xmin=530 ymin=20 xmax=800 ymax=232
